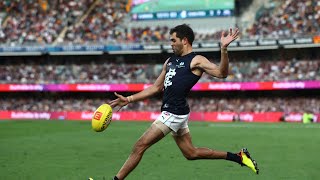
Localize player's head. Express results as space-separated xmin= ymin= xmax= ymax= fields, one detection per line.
xmin=169 ymin=24 xmax=194 ymax=56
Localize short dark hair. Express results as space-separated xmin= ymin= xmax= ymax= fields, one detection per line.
xmin=170 ymin=24 xmax=195 ymax=45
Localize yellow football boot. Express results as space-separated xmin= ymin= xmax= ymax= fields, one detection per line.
xmin=240 ymin=148 xmax=259 ymax=174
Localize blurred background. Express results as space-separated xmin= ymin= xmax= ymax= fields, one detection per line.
xmin=0 ymin=0 xmax=319 ymax=123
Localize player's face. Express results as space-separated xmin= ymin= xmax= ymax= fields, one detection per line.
xmin=170 ymin=32 xmax=184 ymax=56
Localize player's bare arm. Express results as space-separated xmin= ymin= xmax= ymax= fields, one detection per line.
xmin=109 ymin=59 xmax=169 ymax=110
xmin=191 ymin=28 xmax=239 ymax=78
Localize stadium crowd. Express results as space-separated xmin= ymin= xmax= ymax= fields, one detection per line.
xmin=1 ymin=59 xmax=319 ymax=84
xmin=1 ymin=0 xmax=320 ymax=45
xmin=0 ymin=0 xmax=95 ymax=45
xmin=1 ymin=96 xmax=318 ymax=114
xmin=244 ymin=0 xmax=320 ymax=39
xmin=63 ymin=0 xmax=127 ymax=44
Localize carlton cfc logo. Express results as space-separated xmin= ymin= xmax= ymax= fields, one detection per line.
xmin=93 ymin=111 xmax=102 ymax=120
xmin=164 ymin=68 xmax=176 ymax=89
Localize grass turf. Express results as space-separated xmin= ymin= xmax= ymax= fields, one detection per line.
xmin=0 ymin=120 xmax=319 ymax=180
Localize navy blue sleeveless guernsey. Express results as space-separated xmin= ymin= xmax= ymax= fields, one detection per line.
xmin=161 ymin=52 xmax=201 ymax=115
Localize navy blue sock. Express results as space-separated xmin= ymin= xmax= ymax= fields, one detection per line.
xmin=226 ymin=152 xmax=242 ymax=165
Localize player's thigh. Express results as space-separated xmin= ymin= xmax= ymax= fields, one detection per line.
xmin=172 ymin=130 xmax=195 ymax=154
xmin=136 ymin=123 xmax=166 ymax=148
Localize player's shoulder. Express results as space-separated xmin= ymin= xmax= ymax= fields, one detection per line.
xmin=191 ymin=55 xmax=209 ymax=65
xmin=193 ymin=54 xmax=207 ymax=60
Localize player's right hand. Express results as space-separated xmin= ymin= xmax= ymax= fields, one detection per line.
xmin=109 ymin=92 xmax=129 ymax=111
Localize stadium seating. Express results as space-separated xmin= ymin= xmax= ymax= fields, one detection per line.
xmin=244 ymin=0 xmax=320 ymax=39
xmin=1 ymin=0 xmax=320 ymax=44
xmin=1 ymin=59 xmax=319 ymax=83
xmin=63 ymin=0 xmax=127 ymax=44
xmin=1 ymin=0 xmax=96 ymax=45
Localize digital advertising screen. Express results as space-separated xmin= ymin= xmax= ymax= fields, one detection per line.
xmin=129 ymin=0 xmax=235 ymax=20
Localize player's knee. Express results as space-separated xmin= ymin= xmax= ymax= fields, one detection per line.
xmin=132 ymin=140 xmax=149 ymax=154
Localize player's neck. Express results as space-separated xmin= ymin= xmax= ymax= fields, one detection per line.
xmin=180 ymin=47 xmax=193 ymax=56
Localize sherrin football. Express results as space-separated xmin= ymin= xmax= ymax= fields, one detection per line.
xmin=92 ymin=104 xmax=113 ymax=132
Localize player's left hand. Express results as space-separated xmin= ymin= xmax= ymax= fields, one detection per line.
xmin=109 ymin=92 xmax=129 ymax=111
xmin=220 ymin=28 xmax=239 ymax=48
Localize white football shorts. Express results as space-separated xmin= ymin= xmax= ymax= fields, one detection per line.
xmin=154 ymin=111 xmax=190 ymax=135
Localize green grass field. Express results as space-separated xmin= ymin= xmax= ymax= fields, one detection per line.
xmin=1 ymin=120 xmax=319 ymax=180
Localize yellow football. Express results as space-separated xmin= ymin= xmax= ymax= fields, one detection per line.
xmin=92 ymin=104 xmax=113 ymax=132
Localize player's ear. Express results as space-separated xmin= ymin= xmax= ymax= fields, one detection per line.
xmin=182 ymin=37 xmax=189 ymax=45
